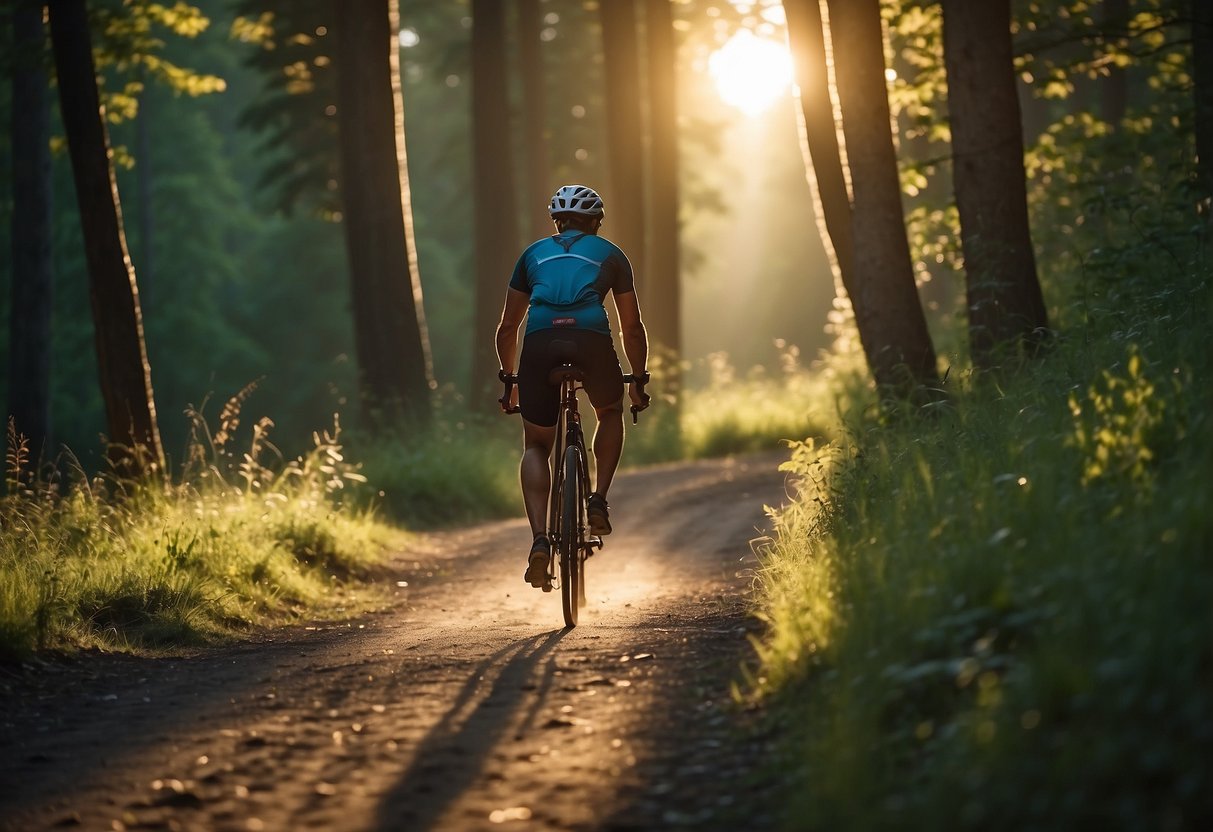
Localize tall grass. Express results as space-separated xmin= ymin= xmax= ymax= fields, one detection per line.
xmin=674 ymin=344 xmax=857 ymax=459
xmin=351 ymin=398 xmax=520 ymax=528
xmin=0 ymin=401 xmax=400 ymax=660
xmin=751 ymin=216 xmax=1212 ymax=826
xmin=353 ymin=351 xmax=842 ymax=529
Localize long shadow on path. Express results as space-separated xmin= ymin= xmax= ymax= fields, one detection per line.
xmin=374 ymin=628 xmax=567 ymax=831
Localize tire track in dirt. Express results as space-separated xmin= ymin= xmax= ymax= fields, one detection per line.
xmin=0 ymin=452 xmax=792 ymax=831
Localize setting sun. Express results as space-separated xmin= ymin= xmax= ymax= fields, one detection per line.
xmin=709 ymin=29 xmax=794 ymax=116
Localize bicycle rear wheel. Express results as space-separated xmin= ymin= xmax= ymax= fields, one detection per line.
xmin=560 ymin=445 xmax=583 ymax=627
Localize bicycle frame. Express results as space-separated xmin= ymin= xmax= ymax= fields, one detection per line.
xmin=499 ymin=365 xmax=647 ymax=627
xmin=548 ymin=370 xmax=587 ymax=558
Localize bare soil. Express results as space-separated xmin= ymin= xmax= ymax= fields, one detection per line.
xmin=0 ymin=453 xmax=793 ymax=832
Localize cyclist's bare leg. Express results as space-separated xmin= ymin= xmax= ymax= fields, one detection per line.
xmin=521 ymin=419 xmax=557 ymax=537
xmin=591 ymin=398 xmax=625 ymax=497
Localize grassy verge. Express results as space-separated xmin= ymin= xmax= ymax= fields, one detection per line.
xmin=630 ymin=345 xmax=853 ymax=463
xmin=352 ymin=409 xmax=520 ymax=528
xmin=353 ymin=352 xmax=842 ymax=530
xmin=0 ymin=348 xmax=842 ymax=659
xmin=751 ymin=216 xmax=1211 ymax=826
xmin=0 ymin=414 xmax=402 ymax=661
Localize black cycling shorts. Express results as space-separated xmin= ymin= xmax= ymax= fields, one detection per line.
xmin=518 ymin=329 xmax=624 ymax=427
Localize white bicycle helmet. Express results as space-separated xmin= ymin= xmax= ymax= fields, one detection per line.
xmin=548 ymin=184 xmax=605 ymax=218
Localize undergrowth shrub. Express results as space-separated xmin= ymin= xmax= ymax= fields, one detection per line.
xmin=350 ymin=401 xmax=520 ymax=528
xmin=753 ymin=212 xmax=1212 ymax=826
xmin=0 ymin=393 xmax=399 ymax=660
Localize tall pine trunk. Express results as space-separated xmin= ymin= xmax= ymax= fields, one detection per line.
xmin=135 ymin=74 xmax=155 ymax=307
xmin=826 ymin=0 xmax=938 ymax=393
xmin=8 ymin=0 xmax=54 ymax=464
xmin=334 ymin=0 xmax=433 ymax=424
xmin=516 ymin=0 xmax=552 ymax=241
xmin=1194 ymin=0 xmax=1213 ymax=209
xmin=643 ymin=0 xmax=681 ymax=363
xmin=599 ymin=0 xmax=646 ymax=282
xmin=784 ymin=0 xmax=854 ymax=291
xmin=48 ymin=0 xmax=164 ymax=474
xmin=470 ymin=0 xmax=521 ymax=396
xmin=1101 ymin=0 xmax=1129 ymax=127
xmin=941 ymin=0 xmax=1049 ymax=368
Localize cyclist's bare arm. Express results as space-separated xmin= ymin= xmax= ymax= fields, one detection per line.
xmin=614 ymin=290 xmax=649 ymax=408
xmin=496 ymin=288 xmax=529 ymax=411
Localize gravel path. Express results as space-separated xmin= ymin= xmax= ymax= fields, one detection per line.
xmin=0 ymin=453 xmax=792 ymax=831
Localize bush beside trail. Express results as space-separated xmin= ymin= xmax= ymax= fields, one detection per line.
xmin=752 ymin=214 xmax=1212 ymax=827
xmin=0 ymin=414 xmax=400 ymax=660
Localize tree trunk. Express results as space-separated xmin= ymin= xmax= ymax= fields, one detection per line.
xmin=470 ymin=0 xmax=521 ymax=396
xmin=940 ymin=0 xmax=1049 ymax=368
xmin=784 ymin=0 xmax=854 ymax=290
xmin=1100 ymin=0 xmax=1129 ymax=128
xmin=1194 ymin=0 xmax=1213 ymax=208
xmin=135 ymin=74 xmax=154 ymax=307
xmin=334 ymin=0 xmax=433 ymax=424
xmin=516 ymin=0 xmax=552 ymax=241
xmin=48 ymin=0 xmax=164 ymax=474
xmin=599 ymin=0 xmax=646 ymax=286
xmin=642 ymin=0 xmax=681 ymax=363
xmin=826 ymin=0 xmax=938 ymax=392
xmin=8 ymin=0 xmax=55 ymax=465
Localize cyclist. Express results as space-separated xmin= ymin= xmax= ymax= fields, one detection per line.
xmin=495 ymin=184 xmax=650 ymax=588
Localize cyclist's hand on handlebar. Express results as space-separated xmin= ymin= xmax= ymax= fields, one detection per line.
xmin=628 ymin=381 xmax=651 ymax=412
xmin=500 ymin=385 xmax=519 ymax=415
xmin=498 ymin=370 xmax=521 ymax=415
xmin=626 ymin=370 xmax=652 ymax=417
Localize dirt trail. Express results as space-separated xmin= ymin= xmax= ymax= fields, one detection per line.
xmin=0 ymin=453 xmax=792 ymax=832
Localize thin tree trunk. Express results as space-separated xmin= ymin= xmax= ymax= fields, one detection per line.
xmin=334 ymin=0 xmax=433 ymax=424
xmin=784 ymin=0 xmax=854 ymax=290
xmin=8 ymin=0 xmax=55 ymax=465
xmin=941 ymin=0 xmax=1049 ymax=367
xmin=599 ymin=0 xmax=646 ymax=285
xmin=826 ymin=0 xmax=938 ymax=392
xmin=1101 ymin=0 xmax=1129 ymax=127
xmin=516 ymin=0 xmax=552 ymax=241
xmin=643 ymin=0 xmax=681 ymax=364
xmin=470 ymin=0 xmax=522 ymax=397
xmin=1194 ymin=0 xmax=1213 ymax=208
xmin=48 ymin=0 xmax=164 ymax=474
xmin=135 ymin=74 xmax=154 ymax=307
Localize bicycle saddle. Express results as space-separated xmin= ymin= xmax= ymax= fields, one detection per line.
xmin=548 ymin=363 xmax=585 ymax=385
xmin=547 ymin=339 xmax=585 ymax=385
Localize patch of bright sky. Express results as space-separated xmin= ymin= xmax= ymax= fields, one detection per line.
xmin=399 ymin=28 xmax=419 ymax=48
xmin=708 ymin=28 xmax=793 ymax=116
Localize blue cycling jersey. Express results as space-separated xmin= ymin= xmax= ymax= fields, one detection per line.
xmin=508 ymin=229 xmax=636 ymax=336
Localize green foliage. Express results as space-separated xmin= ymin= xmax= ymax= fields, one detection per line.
xmin=886 ymin=0 xmax=1198 ymax=360
xmin=1067 ymin=345 xmax=1177 ymax=490
xmin=351 ymin=397 xmax=520 ymax=528
xmin=752 ymin=201 xmax=1212 ymax=828
xmin=0 ymin=407 xmax=399 ymax=661
xmin=672 ymin=344 xmax=856 ymax=461
xmin=91 ymin=0 xmax=226 ymax=124
xmin=231 ymin=0 xmax=339 ymax=214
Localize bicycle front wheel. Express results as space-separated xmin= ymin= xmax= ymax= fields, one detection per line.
xmin=560 ymin=445 xmax=583 ymax=627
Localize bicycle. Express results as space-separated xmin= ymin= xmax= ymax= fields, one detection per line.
xmin=499 ymin=365 xmax=649 ymax=627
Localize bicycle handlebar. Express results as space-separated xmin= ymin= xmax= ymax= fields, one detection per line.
xmin=497 ymin=370 xmax=651 ymax=423
xmin=622 ymin=373 xmax=651 ymax=425
xmin=498 ymin=370 xmax=521 ymax=415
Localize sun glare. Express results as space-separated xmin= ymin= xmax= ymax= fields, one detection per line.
xmin=709 ymin=30 xmax=793 ymax=116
